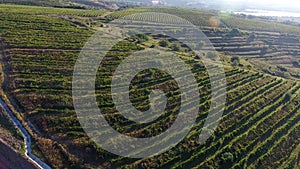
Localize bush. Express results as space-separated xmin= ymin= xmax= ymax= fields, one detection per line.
xmin=220 ymin=152 xmax=234 ymax=164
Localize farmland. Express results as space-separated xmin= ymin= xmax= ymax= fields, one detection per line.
xmin=0 ymin=4 xmax=299 ymax=169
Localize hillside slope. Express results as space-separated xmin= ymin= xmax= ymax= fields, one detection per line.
xmin=0 ymin=4 xmax=299 ymax=169
xmin=0 ymin=0 xmax=120 ymax=10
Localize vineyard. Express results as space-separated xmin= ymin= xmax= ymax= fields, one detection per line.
xmin=206 ymin=28 xmax=300 ymax=80
xmin=0 ymin=4 xmax=299 ymax=169
xmin=105 ymin=8 xmax=300 ymax=81
xmin=106 ymin=7 xmax=300 ymax=34
xmin=0 ymin=4 xmax=107 ymax=17
xmin=106 ymin=7 xmax=221 ymax=28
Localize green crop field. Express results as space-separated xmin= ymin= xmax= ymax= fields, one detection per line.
xmin=106 ymin=7 xmax=222 ymax=28
xmin=0 ymin=4 xmax=107 ymax=16
xmin=0 ymin=4 xmax=299 ymax=169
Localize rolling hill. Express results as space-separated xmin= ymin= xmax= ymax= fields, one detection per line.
xmin=0 ymin=4 xmax=299 ymax=169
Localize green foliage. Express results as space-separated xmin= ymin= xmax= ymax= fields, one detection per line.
xmin=260 ymin=47 xmax=268 ymax=55
xmin=284 ymin=92 xmax=292 ymax=102
xmin=292 ymin=61 xmax=300 ymax=68
xmin=206 ymin=51 xmax=218 ymax=59
xmin=247 ymin=33 xmax=256 ymax=42
xmin=171 ymin=43 xmax=181 ymax=51
xmin=0 ymin=4 xmax=300 ymax=169
xmin=277 ymin=66 xmax=288 ymax=72
xmin=106 ymin=7 xmax=220 ymax=27
xmin=135 ymin=33 xmax=149 ymax=41
xmin=0 ymin=12 xmax=93 ymax=48
xmin=231 ymin=56 xmax=240 ymax=66
xmin=198 ymin=41 xmax=206 ymax=49
xmin=159 ymin=40 xmax=169 ymax=47
xmin=0 ymin=112 xmax=23 ymax=140
xmin=0 ymin=4 xmax=106 ymax=17
xmin=221 ymin=152 xmax=234 ymax=164
xmin=227 ymin=28 xmax=242 ymax=37
xmin=221 ymin=14 xmax=300 ymax=34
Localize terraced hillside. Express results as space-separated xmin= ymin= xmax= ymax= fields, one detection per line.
xmin=0 ymin=4 xmax=299 ymax=169
xmin=0 ymin=0 xmax=121 ymax=10
xmin=106 ymin=8 xmax=300 ymax=80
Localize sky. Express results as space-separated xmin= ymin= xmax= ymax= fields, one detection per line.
xmin=147 ymin=0 xmax=300 ymax=12
xmin=178 ymin=0 xmax=298 ymax=13
xmin=224 ymin=0 xmax=300 ymax=5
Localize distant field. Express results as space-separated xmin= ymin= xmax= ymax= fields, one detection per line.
xmin=0 ymin=4 xmax=299 ymax=169
xmin=220 ymin=13 xmax=300 ymax=34
xmin=106 ymin=7 xmax=222 ymax=28
xmin=106 ymin=7 xmax=300 ymax=34
xmin=0 ymin=4 xmax=106 ymax=16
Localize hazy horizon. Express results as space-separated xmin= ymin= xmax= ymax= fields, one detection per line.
xmin=126 ymin=0 xmax=300 ymax=13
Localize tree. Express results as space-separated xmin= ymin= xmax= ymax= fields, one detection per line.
xmin=171 ymin=43 xmax=181 ymax=51
xmin=197 ymin=40 xmax=206 ymax=49
xmin=247 ymin=33 xmax=256 ymax=43
xmin=135 ymin=33 xmax=148 ymax=41
xmin=231 ymin=56 xmax=240 ymax=66
xmin=277 ymin=65 xmax=287 ymax=72
xmin=292 ymin=61 xmax=300 ymax=68
xmin=208 ymin=17 xmax=220 ymax=29
xmin=150 ymin=44 xmax=156 ymax=48
xmin=260 ymin=47 xmax=268 ymax=56
xmin=284 ymin=92 xmax=292 ymax=102
xmin=228 ymin=28 xmax=242 ymax=37
xmin=159 ymin=40 xmax=169 ymax=47
xmin=283 ymin=72 xmax=291 ymax=79
xmin=206 ymin=51 xmax=218 ymax=59
xmin=194 ymin=55 xmax=201 ymax=60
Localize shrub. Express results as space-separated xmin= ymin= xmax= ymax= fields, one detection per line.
xmin=220 ymin=152 xmax=234 ymax=164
